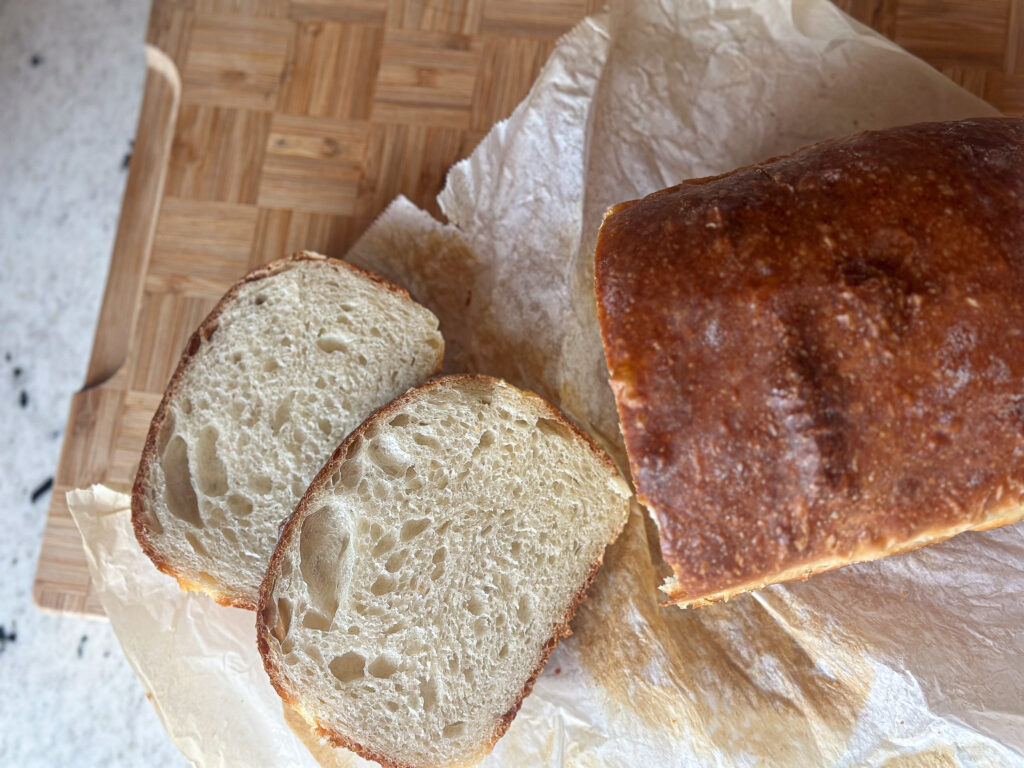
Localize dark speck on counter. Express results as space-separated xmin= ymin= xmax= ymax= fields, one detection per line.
xmin=121 ymin=138 xmax=134 ymax=171
xmin=18 ymin=390 xmax=28 ymax=408
xmin=13 ymin=367 xmax=22 ymax=378
xmin=0 ymin=622 xmax=16 ymax=653
xmin=76 ymin=635 xmax=88 ymax=658
xmin=30 ymin=53 xmax=43 ymax=67
xmin=31 ymin=476 xmax=53 ymax=504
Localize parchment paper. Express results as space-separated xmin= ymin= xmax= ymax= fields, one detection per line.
xmin=70 ymin=1 xmax=1024 ymax=765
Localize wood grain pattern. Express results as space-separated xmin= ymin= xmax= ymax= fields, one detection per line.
xmin=34 ymin=0 xmax=1024 ymax=616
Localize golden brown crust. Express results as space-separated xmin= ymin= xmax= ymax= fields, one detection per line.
xmin=595 ymin=118 xmax=1024 ymax=607
xmin=256 ymin=374 xmax=625 ymax=768
xmin=131 ymin=251 xmax=429 ymax=610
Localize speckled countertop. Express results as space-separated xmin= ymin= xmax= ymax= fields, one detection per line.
xmin=0 ymin=1 xmax=185 ymax=764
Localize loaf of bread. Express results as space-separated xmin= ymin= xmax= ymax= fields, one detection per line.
xmin=132 ymin=252 xmax=444 ymax=609
xmin=257 ymin=375 xmax=631 ymax=768
xmin=594 ymin=118 xmax=1024 ymax=607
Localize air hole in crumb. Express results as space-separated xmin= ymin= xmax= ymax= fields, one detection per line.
xmin=254 ymin=294 xmax=267 ymax=305
xmin=371 ymin=574 xmax=395 ymax=596
xmin=263 ymin=359 xmax=280 ymax=374
xmin=368 ymin=654 xmax=399 ymax=678
xmin=271 ymin=598 xmax=292 ymax=643
xmin=302 ymin=610 xmax=332 ymax=631
xmin=251 ymin=474 xmax=272 ymax=494
xmin=384 ymin=621 xmax=405 ymax=636
xmin=463 ymin=668 xmax=474 ymax=683
xmin=479 ymin=430 xmax=495 ymax=450
xmin=421 ymin=678 xmax=438 ymax=712
xmin=413 ymin=433 xmax=441 ymax=450
xmin=368 ymin=437 xmax=409 ymax=478
xmin=385 ymin=550 xmax=407 ymax=573
xmin=473 ymin=618 xmax=486 ymax=637
xmin=432 ymin=547 xmax=447 ymax=564
xmin=227 ymin=493 xmax=252 ymax=517
xmin=316 ymin=334 xmax=349 ymax=354
xmin=372 ymin=533 xmax=396 ymax=557
xmin=185 ymin=532 xmax=209 ymax=558
xmin=300 ymin=506 xmax=348 ymax=619
xmin=385 ymin=701 xmax=400 ymax=713
xmin=340 ymin=460 xmax=361 ymax=490
xmin=329 ymin=652 xmax=366 ymax=683
xmin=272 ymin=394 xmax=294 ymax=435
xmin=401 ymin=518 xmax=430 ymax=541
xmin=443 ymin=722 xmax=466 ymax=740
xmin=467 ymin=594 xmax=484 ymax=615
xmin=536 ymin=417 xmax=566 ymax=438
xmin=231 ymin=352 xmax=243 ymax=363
xmin=517 ymin=595 xmax=532 ymax=624
xmin=431 ymin=563 xmax=444 ymax=581
xmin=222 ymin=528 xmax=237 ymax=545
xmin=511 ymin=541 xmax=522 ymax=556
xmin=161 ymin=435 xmax=202 ymax=527
xmin=317 ymin=417 xmax=332 ymax=436
xmin=347 ymin=625 xmax=360 ymax=635
xmin=390 ymin=413 xmax=411 ymax=427
xmin=498 ymin=643 xmax=509 ymax=659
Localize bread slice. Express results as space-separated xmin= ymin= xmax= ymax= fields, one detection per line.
xmin=257 ymin=375 xmax=632 ymax=768
xmin=132 ymin=252 xmax=444 ymax=609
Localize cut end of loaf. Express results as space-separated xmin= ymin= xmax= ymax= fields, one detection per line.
xmin=132 ymin=252 xmax=444 ymax=608
xmin=258 ymin=374 xmax=631 ymax=768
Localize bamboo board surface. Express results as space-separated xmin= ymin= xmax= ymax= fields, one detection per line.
xmin=34 ymin=0 xmax=1024 ymax=617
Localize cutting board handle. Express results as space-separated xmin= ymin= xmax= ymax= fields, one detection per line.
xmin=84 ymin=44 xmax=180 ymax=390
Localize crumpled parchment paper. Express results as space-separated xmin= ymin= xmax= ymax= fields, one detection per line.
xmin=70 ymin=1 xmax=1024 ymax=765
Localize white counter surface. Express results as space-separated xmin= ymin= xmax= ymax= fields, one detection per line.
xmin=0 ymin=1 xmax=186 ymax=764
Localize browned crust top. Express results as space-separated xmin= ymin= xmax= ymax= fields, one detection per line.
xmin=256 ymin=374 xmax=626 ymax=768
xmin=594 ymin=118 xmax=1024 ymax=605
xmin=131 ymin=251 xmax=427 ymax=610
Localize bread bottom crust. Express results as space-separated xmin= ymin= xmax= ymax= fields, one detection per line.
xmin=660 ymin=501 xmax=1024 ymax=608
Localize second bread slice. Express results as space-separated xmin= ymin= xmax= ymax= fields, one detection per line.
xmin=258 ymin=375 xmax=632 ymax=768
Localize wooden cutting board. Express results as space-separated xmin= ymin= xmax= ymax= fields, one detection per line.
xmin=34 ymin=0 xmax=1024 ymax=617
